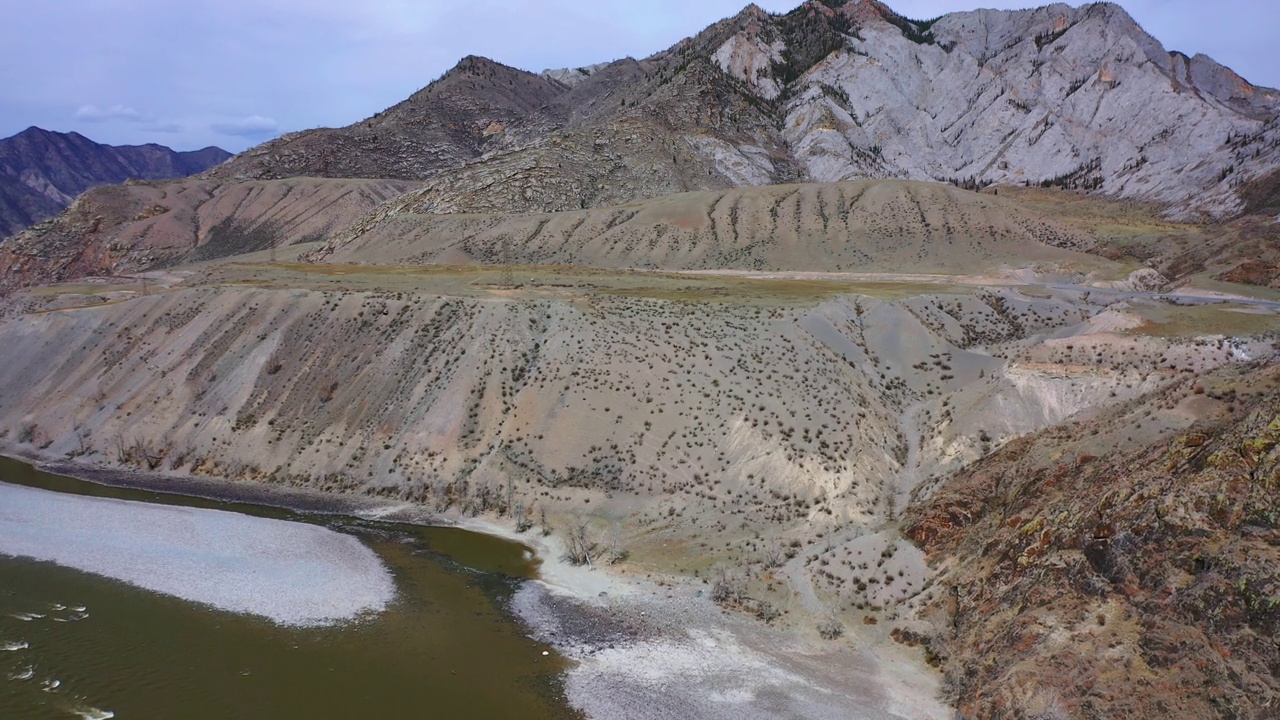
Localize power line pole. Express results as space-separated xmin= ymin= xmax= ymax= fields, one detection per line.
xmin=500 ymin=234 xmax=513 ymax=288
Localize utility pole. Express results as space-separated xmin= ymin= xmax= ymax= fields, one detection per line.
xmin=500 ymin=234 xmax=514 ymax=288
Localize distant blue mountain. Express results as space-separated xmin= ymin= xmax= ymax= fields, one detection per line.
xmin=0 ymin=126 xmax=230 ymax=238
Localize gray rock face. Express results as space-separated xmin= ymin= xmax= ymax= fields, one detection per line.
xmin=540 ymin=63 xmax=610 ymax=88
xmin=712 ymin=1 xmax=1280 ymax=218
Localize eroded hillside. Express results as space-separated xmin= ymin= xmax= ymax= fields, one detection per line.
xmin=1 ymin=260 xmax=1273 ymax=634
xmin=0 ymin=177 xmax=416 ymax=294
xmin=311 ymin=180 xmax=1098 ymax=273
xmin=904 ymin=360 xmax=1280 ymax=719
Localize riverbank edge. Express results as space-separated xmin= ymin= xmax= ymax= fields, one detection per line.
xmin=1 ymin=447 xmax=950 ymax=719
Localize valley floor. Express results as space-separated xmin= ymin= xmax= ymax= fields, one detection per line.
xmin=3 ymin=242 xmax=1279 ymax=718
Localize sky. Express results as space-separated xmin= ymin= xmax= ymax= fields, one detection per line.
xmin=2 ymin=0 xmax=1276 ymax=153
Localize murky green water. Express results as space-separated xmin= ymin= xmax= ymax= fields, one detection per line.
xmin=0 ymin=458 xmax=578 ymax=720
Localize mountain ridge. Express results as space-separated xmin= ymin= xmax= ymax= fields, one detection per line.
xmin=2 ymin=4 xmax=1280 ymax=716
xmin=0 ymin=126 xmax=231 ymax=238
xmin=205 ymin=0 xmax=1280 ymax=220
xmin=6 ymin=0 xmax=1280 ymax=296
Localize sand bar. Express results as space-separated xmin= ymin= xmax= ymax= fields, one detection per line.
xmin=0 ymin=481 xmax=394 ymax=625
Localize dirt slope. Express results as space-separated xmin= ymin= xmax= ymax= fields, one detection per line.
xmin=311 ymin=180 xmax=1100 ymax=275
xmin=0 ymin=177 xmax=415 ymax=294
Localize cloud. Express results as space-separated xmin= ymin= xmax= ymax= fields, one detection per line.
xmin=75 ymin=104 xmax=143 ymax=122
xmin=210 ymin=115 xmax=280 ymax=138
xmin=69 ymin=103 xmax=183 ymax=138
xmin=143 ymin=121 xmax=185 ymax=134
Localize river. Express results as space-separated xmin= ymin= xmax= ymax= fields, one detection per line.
xmin=0 ymin=457 xmax=578 ymax=720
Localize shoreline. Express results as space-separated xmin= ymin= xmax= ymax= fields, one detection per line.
xmin=1 ymin=449 xmax=949 ymax=719
xmin=0 ymin=479 xmax=395 ymax=626
xmin=5 ymin=448 xmax=445 ymax=525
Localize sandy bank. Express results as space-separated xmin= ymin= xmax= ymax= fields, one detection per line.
xmin=461 ymin=517 xmax=949 ymax=720
xmin=0 ymin=480 xmax=394 ymax=626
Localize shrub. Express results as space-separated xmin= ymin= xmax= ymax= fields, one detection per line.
xmin=817 ymin=615 xmax=844 ymax=640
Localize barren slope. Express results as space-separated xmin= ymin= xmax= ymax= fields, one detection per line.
xmin=311 ymin=180 xmax=1099 ymax=275
xmin=1 ymin=261 xmax=1269 ymax=586
xmin=0 ymin=177 xmax=415 ymax=293
xmin=904 ymin=359 xmax=1280 ymax=719
xmin=0 ymin=237 xmax=1276 ymax=718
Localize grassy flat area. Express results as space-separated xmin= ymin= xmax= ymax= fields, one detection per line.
xmin=997 ymin=186 xmax=1201 ymax=240
xmin=189 ymin=261 xmax=967 ymax=307
xmin=1126 ymin=302 xmax=1280 ymax=338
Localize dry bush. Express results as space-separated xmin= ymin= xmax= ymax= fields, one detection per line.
xmin=817 ymin=614 xmax=844 ymax=640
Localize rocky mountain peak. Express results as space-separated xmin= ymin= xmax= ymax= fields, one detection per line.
xmin=445 ymin=54 xmax=527 ymax=82
xmin=833 ymin=0 xmax=908 ymax=24
xmin=689 ymin=0 xmax=1280 ymax=217
xmin=390 ymin=53 xmax=566 ymax=117
xmin=179 ymin=1 xmax=1280 ymax=220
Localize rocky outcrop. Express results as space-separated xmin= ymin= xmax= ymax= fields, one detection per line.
xmin=540 ymin=63 xmax=610 ymax=88
xmin=904 ymin=359 xmax=1280 ymax=719
xmin=715 ymin=1 xmax=1280 ymax=218
xmin=0 ymin=127 xmax=230 ymax=238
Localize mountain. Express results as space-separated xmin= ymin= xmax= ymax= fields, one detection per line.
xmin=214 ymin=55 xmax=568 ymax=182
xmin=7 ymin=1 xmax=1280 ymax=296
xmin=7 ymin=0 xmax=1276 ymax=298
xmin=0 ymin=127 xmax=231 ymax=238
xmin=211 ymin=0 xmax=1279 ymax=219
